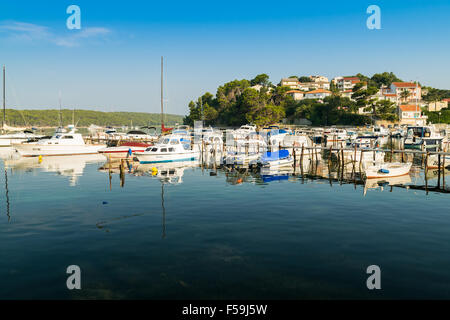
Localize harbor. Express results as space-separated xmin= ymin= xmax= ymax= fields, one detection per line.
xmin=1 ymin=60 xmax=450 ymax=299
xmin=0 ymin=138 xmax=449 ymax=299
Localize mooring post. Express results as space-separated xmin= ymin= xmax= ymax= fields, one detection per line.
xmin=120 ymin=158 xmax=125 ymax=188
xmin=437 ymin=151 xmax=441 ymax=189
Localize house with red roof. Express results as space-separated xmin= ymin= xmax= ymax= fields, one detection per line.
xmin=333 ymin=76 xmax=360 ymax=91
xmin=390 ymin=82 xmax=422 ymax=103
xmin=398 ymin=104 xmax=427 ymax=125
xmin=286 ymin=90 xmax=306 ymax=101
xmin=304 ymin=89 xmax=332 ymax=100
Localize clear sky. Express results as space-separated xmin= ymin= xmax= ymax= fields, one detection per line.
xmin=1 ymin=0 xmax=450 ymax=115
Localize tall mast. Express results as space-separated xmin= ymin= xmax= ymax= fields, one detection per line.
xmin=161 ymin=56 xmax=164 ymax=130
xmin=2 ymin=65 xmax=5 ymax=130
xmin=58 ymin=90 xmax=62 ymax=128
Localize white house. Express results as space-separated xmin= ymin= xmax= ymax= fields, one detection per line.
xmin=304 ymin=89 xmax=332 ymax=100
xmin=286 ymin=90 xmax=305 ymax=101
xmin=310 ymin=75 xmax=329 ymax=83
xmin=333 ymin=76 xmax=360 ymax=91
xmin=280 ymin=78 xmax=300 ymax=89
xmin=398 ymin=104 xmax=427 ymax=125
xmin=390 ymin=82 xmax=422 ymax=103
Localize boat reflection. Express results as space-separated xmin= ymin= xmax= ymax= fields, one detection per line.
xmin=363 ymin=174 xmax=412 ymax=195
xmin=134 ymin=160 xmax=199 ymax=184
xmin=4 ymin=154 xmax=105 ymax=186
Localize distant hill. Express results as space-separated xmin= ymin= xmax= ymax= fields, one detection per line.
xmin=2 ymin=109 xmax=184 ymax=127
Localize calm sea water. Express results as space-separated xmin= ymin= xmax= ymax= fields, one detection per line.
xmin=0 ymin=152 xmax=449 ymax=299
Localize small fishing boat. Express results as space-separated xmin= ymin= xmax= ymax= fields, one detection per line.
xmin=12 ymin=126 xmax=106 ymax=157
xmin=134 ymin=135 xmax=199 ymax=164
xmin=260 ymin=149 xmax=294 ymax=169
xmin=364 ymin=162 xmax=412 ymax=179
xmin=98 ymin=141 xmax=152 ymax=159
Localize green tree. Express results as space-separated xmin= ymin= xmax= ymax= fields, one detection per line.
xmin=298 ymin=76 xmax=312 ymax=83
xmin=250 ymin=74 xmax=271 ymax=87
xmin=371 ymin=72 xmax=402 ymax=88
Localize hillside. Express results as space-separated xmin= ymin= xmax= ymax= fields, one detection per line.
xmin=2 ymin=109 xmax=184 ymax=127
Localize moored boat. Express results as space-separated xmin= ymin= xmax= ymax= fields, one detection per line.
xmin=364 ymin=162 xmax=412 ymax=179
xmin=134 ymin=135 xmax=199 ymax=164
xmin=12 ymin=127 xmax=106 ymax=157
xmin=98 ymin=141 xmax=152 ymax=159
xmin=260 ymin=149 xmax=294 ymax=169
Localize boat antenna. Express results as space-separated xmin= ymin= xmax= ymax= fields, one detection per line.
xmin=161 ymin=56 xmax=164 ymax=132
xmin=2 ymin=65 xmax=6 ymax=131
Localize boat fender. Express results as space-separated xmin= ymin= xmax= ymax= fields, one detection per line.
xmin=128 ymin=148 xmax=132 ymax=156
xmin=38 ymin=155 xmax=43 ymax=163
xmin=151 ymin=167 xmax=158 ymax=175
xmin=378 ymin=168 xmax=390 ymax=174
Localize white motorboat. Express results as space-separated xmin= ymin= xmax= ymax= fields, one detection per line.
xmin=267 ymin=128 xmax=290 ymax=147
xmin=404 ymin=126 xmax=444 ymax=151
xmin=0 ymin=130 xmax=42 ymax=147
xmin=134 ymin=135 xmax=199 ymax=164
xmin=232 ymin=124 xmax=257 ymax=139
xmin=260 ymin=149 xmax=294 ymax=169
xmin=12 ymin=126 xmax=106 ymax=157
xmin=364 ymin=162 xmax=412 ymax=179
xmin=124 ymin=129 xmax=157 ymax=141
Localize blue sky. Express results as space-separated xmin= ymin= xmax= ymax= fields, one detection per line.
xmin=1 ymin=0 xmax=450 ymax=115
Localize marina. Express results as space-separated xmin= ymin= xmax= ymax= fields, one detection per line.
xmin=0 ymin=133 xmax=449 ymax=299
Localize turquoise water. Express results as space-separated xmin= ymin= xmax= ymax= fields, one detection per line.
xmin=0 ymin=155 xmax=449 ymax=299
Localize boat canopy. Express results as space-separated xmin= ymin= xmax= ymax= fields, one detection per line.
xmin=261 ymin=149 xmax=290 ymax=162
xmin=127 ymin=130 xmax=147 ymax=135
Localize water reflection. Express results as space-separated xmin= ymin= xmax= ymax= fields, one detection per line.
xmin=4 ymin=154 xmax=105 ymax=186
xmin=4 ymin=167 xmax=10 ymax=222
xmin=363 ymin=175 xmax=412 ymax=195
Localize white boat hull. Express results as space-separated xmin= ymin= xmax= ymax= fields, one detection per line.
xmin=364 ymin=162 xmax=412 ymax=179
xmin=13 ymin=143 xmax=106 ymax=157
xmin=98 ymin=146 xmax=148 ymax=159
xmin=262 ymin=156 xmax=294 ymax=169
xmin=135 ymin=151 xmax=199 ymax=164
xmin=0 ymin=137 xmax=32 ymax=147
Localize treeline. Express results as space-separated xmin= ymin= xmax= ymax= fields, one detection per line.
xmin=3 ymin=109 xmax=183 ymax=127
xmin=183 ymin=73 xmax=401 ymax=127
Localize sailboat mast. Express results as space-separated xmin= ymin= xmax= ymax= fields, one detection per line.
xmin=58 ymin=91 xmax=62 ymax=128
xmin=2 ymin=65 xmax=5 ymax=130
xmin=161 ymin=56 xmax=164 ymax=131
